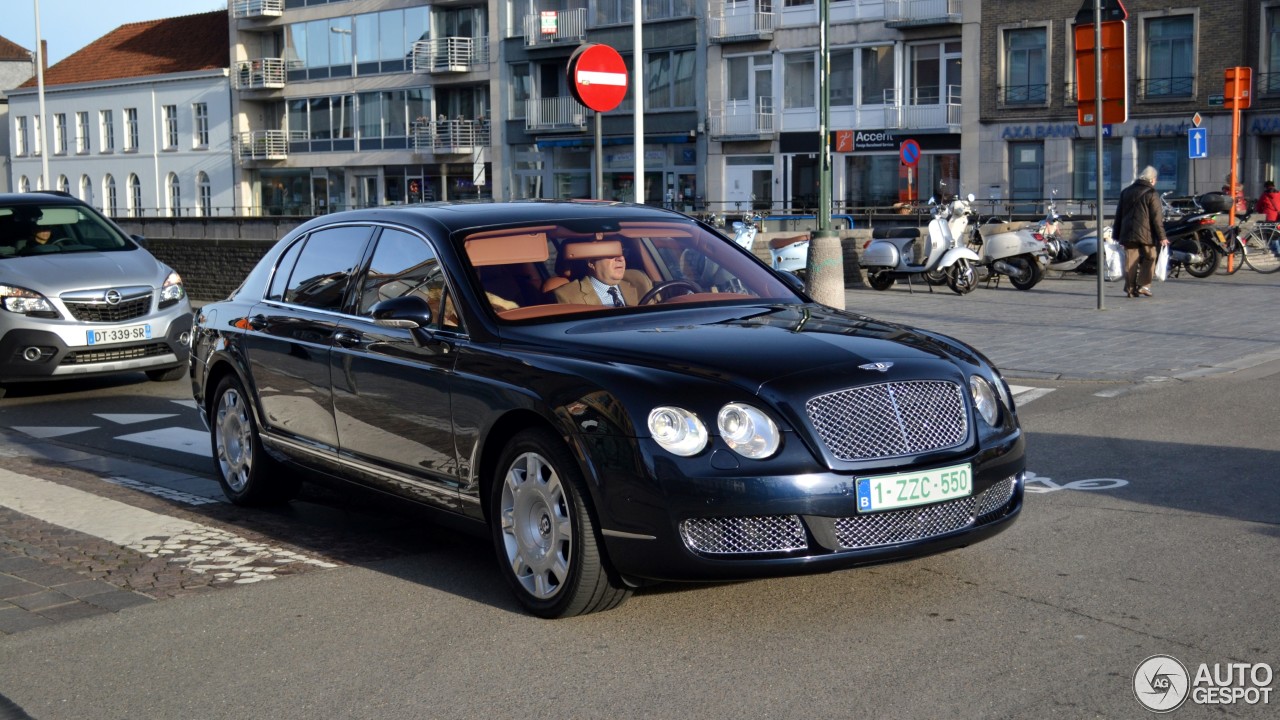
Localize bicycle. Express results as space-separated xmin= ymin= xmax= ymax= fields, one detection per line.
xmin=1241 ymin=220 xmax=1280 ymax=274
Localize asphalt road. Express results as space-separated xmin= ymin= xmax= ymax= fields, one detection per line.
xmin=0 ymin=362 xmax=1276 ymax=718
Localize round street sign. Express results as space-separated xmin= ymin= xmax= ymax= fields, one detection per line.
xmin=900 ymin=139 xmax=921 ymax=167
xmin=567 ymin=43 xmax=628 ymax=113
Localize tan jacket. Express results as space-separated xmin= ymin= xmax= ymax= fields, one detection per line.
xmin=552 ymin=277 xmax=642 ymax=306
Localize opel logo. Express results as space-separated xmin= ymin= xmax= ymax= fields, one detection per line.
xmin=105 ymin=289 xmax=122 ymax=305
xmin=859 ymin=362 xmax=894 ymax=372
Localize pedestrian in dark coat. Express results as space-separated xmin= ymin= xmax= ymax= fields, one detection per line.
xmin=1111 ymin=166 xmax=1170 ymax=298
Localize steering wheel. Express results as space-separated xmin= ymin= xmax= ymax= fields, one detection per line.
xmin=639 ymin=279 xmax=702 ymax=305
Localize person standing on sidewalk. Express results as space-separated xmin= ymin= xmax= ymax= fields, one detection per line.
xmin=1255 ymin=180 xmax=1280 ymax=222
xmin=1112 ymin=166 xmax=1169 ymax=298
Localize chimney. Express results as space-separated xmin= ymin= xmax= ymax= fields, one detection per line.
xmin=41 ymin=40 xmax=48 ymax=72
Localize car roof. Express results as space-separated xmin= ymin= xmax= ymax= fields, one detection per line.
xmin=0 ymin=192 xmax=88 ymax=208
xmin=308 ymin=200 xmax=693 ymax=236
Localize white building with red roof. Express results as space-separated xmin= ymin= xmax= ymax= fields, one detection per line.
xmin=0 ymin=34 xmax=36 ymax=193
xmin=6 ymin=11 xmax=233 ymax=217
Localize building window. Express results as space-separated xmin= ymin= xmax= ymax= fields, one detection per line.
xmin=76 ymin=112 xmax=91 ymax=153
xmin=784 ymin=52 xmax=816 ymax=109
xmin=1267 ymin=7 xmax=1280 ymax=95
xmin=54 ymin=113 xmax=67 ymax=155
xmin=1143 ymin=15 xmax=1194 ymax=97
xmin=15 ymin=116 xmax=27 ymax=156
xmin=163 ymin=105 xmax=178 ymax=149
xmin=646 ymin=49 xmax=694 ymax=110
xmin=1008 ymin=142 xmax=1044 ymax=213
xmin=167 ymin=173 xmax=181 ymax=216
xmin=1004 ymin=27 xmax=1048 ymax=104
xmin=100 ymin=110 xmax=114 ymax=152
xmin=1073 ymin=139 xmax=1123 ymax=201
xmin=197 ymin=172 xmax=211 ymax=216
xmin=830 ymin=46 xmax=896 ymax=107
xmin=104 ymin=175 xmax=117 ymax=216
xmin=510 ymin=63 xmax=530 ymax=119
xmin=1138 ymin=138 xmax=1188 ymax=195
xmin=125 ymin=108 xmax=139 ymax=151
xmin=19 ymin=176 xmax=30 ymax=193
xmin=80 ymin=175 xmax=93 ymax=205
xmin=128 ymin=173 xmax=142 ymax=217
xmin=32 ymin=115 xmax=42 ymax=156
xmin=193 ymin=102 xmax=209 ymax=148
xmin=57 ymin=174 xmax=70 ymax=193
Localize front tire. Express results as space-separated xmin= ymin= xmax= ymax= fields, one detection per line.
xmin=946 ymin=259 xmax=978 ymax=295
xmin=209 ymin=374 xmax=298 ymax=505
xmin=490 ymin=428 xmax=630 ymax=618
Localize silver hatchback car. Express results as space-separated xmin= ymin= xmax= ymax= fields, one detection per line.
xmin=0 ymin=192 xmax=192 ymax=398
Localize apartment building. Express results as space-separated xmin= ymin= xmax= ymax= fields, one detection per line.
xmin=6 ymin=12 xmax=235 ymax=217
xmin=0 ymin=35 xmax=35 ymax=194
xmin=978 ymin=0 xmax=1280 ymax=207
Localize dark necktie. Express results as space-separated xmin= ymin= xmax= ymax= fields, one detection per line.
xmin=608 ymin=287 xmax=624 ymax=307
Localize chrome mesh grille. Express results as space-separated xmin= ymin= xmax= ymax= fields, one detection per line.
xmin=680 ymin=515 xmax=808 ymax=555
xmin=806 ymin=381 xmax=967 ymax=461
xmin=64 ymin=294 xmax=153 ymax=323
xmin=976 ymin=476 xmax=1016 ymax=518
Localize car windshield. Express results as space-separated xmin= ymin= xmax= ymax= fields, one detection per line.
xmin=459 ymin=216 xmax=801 ymax=322
xmin=0 ymin=203 xmax=133 ymax=258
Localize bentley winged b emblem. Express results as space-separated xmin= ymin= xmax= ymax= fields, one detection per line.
xmin=858 ymin=362 xmax=894 ymax=372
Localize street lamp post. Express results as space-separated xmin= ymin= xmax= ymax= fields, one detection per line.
xmin=33 ymin=0 xmax=50 ymax=189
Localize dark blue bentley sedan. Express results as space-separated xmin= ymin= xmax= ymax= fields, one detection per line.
xmin=190 ymin=201 xmax=1024 ymax=617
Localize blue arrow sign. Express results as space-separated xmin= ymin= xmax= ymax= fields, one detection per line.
xmin=1188 ymin=127 xmax=1208 ymax=159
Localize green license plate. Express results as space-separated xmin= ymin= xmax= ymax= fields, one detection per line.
xmin=856 ymin=463 xmax=972 ymax=512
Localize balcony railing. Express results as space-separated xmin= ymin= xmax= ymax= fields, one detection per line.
xmin=709 ymin=0 xmax=776 ymax=43
xmin=524 ymin=8 xmax=587 ymax=47
xmin=708 ymin=97 xmax=777 ymax=140
xmin=411 ymin=37 xmax=489 ymax=74
xmin=884 ymin=0 xmax=961 ymax=27
xmin=525 ymin=97 xmax=588 ymax=132
xmin=234 ymin=58 xmax=286 ymax=90
xmin=883 ymin=86 xmax=961 ymax=130
xmin=412 ymin=119 xmax=491 ymax=154
xmin=1001 ymin=83 xmax=1048 ymax=105
xmin=237 ymin=130 xmax=305 ymax=161
xmin=1259 ymin=72 xmax=1280 ymax=96
xmin=1141 ymin=76 xmax=1194 ymax=99
xmin=593 ymin=0 xmax=696 ymax=24
xmin=231 ymin=0 xmax=283 ymax=19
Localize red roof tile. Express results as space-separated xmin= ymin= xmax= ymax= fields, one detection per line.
xmin=0 ymin=34 xmax=32 ymax=61
xmin=19 ymin=11 xmax=227 ymax=88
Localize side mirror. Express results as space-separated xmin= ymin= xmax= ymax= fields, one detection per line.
xmin=776 ymin=269 xmax=806 ymax=294
xmin=371 ymin=295 xmax=433 ymax=330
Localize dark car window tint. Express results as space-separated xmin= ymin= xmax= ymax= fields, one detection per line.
xmin=282 ymin=225 xmax=370 ymax=310
xmin=266 ymin=238 xmax=305 ymax=302
xmin=358 ymin=228 xmax=459 ymax=329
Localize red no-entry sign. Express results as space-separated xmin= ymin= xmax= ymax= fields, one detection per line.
xmin=567 ymin=43 xmax=628 ymax=113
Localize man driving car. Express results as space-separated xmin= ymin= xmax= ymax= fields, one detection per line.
xmin=552 ymin=252 xmax=644 ymax=306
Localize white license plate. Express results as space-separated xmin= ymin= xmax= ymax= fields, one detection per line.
xmin=86 ymin=324 xmax=152 ymax=346
xmin=856 ymin=463 xmax=972 ymax=512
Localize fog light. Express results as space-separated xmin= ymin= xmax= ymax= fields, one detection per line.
xmin=179 ymin=331 xmax=192 ymax=346
xmin=22 ymin=346 xmax=42 ymax=362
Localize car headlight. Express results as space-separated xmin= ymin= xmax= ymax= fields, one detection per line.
xmin=0 ymin=284 xmax=57 ymax=316
xmin=648 ymin=406 xmax=708 ymax=457
xmin=970 ymin=376 xmax=1000 ymax=426
xmin=717 ymin=402 xmax=781 ymax=459
xmin=160 ymin=271 xmax=186 ymax=304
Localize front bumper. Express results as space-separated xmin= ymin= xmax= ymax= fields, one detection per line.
xmin=0 ymin=308 xmax=193 ymax=382
xmin=590 ymin=431 xmax=1025 ymax=583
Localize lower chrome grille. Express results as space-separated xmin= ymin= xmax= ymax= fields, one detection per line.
xmin=680 ymin=515 xmax=808 ymax=555
xmin=806 ymin=380 xmax=968 ymax=461
xmin=61 ymin=342 xmax=171 ymax=365
xmin=976 ymin=476 xmax=1016 ymax=518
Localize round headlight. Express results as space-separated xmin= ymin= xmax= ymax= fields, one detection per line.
xmin=717 ymin=403 xmax=781 ymax=459
xmin=970 ymin=376 xmax=1000 ymax=426
xmin=647 ymin=406 xmax=707 ymax=457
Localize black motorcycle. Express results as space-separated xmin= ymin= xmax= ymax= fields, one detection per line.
xmin=1157 ymin=192 xmax=1222 ymax=278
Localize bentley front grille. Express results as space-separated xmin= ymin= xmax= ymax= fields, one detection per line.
xmin=64 ymin=293 xmax=153 ymax=323
xmin=806 ymin=380 xmax=967 ymax=461
xmin=680 ymin=515 xmax=808 ymax=555
xmin=976 ymin=476 xmax=1016 ymax=519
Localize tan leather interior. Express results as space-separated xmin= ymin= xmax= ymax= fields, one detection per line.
xmin=465 ymin=232 xmax=549 ymax=267
xmin=561 ymin=240 xmax=624 ymax=260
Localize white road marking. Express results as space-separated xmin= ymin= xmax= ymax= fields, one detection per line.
xmin=94 ymin=413 xmax=179 ymax=425
xmin=1007 ymin=385 xmax=1055 ymax=406
xmin=102 ymin=476 xmax=221 ymax=506
xmin=170 ymin=399 xmax=199 ymax=410
xmin=115 ymin=427 xmax=212 ymax=457
xmin=0 ymin=469 xmax=338 ymax=583
xmin=11 ymin=426 xmax=99 ymax=439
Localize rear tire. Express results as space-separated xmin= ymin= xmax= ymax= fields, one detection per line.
xmin=1181 ymin=235 xmax=1219 ymax=278
xmin=490 ymin=428 xmax=630 ymax=618
xmin=868 ymin=272 xmax=895 ymax=291
xmin=1006 ymin=255 xmax=1044 ymax=291
xmin=209 ymin=374 xmax=298 ymax=505
xmin=923 ymin=268 xmax=947 ymax=286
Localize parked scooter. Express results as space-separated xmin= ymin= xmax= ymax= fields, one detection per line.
xmin=1064 ymin=192 xmax=1219 ymax=280
xmin=862 ymin=195 xmax=982 ymax=294
xmin=731 ymin=213 xmax=811 ymax=276
xmin=968 ymin=201 xmax=1048 ymax=291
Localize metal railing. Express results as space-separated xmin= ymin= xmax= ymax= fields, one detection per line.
xmin=708 ymin=97 xmax=777 ymax=139
xmin=593 ymin=0 xmax=695 ymax=24
xmin=236 ymin=130 xmax=306 ymax=161
xmin=1001 ymin=83 xmax=1048 ymax=105
xmin=709 ymin=0 xmax=776 ymax=41
xmin=234 ymin=58 xmax=286 ymax=90
xmin=230 ymin=0 xmax=283 ymax=19
xmin=1140 ymin=76 xmax=1194 ymax=98
xmin=884 ymin=0 xmax=961 ymax=23
xmin=411 ymin=37 xmax=489 ymax=74
xmin=412 ymin=119 xmax=491 ymax=154
xmin=525 ymin=97 xmax=588 ymax=132
xmin=523 ymin=8 xmax=587 ymax=46
xmin=882 ymin=85 xmax=961 ymax=129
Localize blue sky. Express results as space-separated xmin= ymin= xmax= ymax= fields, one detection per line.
xmin=7 ymin=0 xmax=227 ymax=65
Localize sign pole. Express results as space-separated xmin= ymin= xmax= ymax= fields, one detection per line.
xmin=595 ymin=112 xmax=603 ymax=200
xmin=1094 ymin=0 xmax=1105 ymax=311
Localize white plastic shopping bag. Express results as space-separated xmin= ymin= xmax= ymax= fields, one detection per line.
xmin=1154 ymin=244 xmax=1170 ymax=282
xmin=1103 ymin=240 xmax=1124 ymax=281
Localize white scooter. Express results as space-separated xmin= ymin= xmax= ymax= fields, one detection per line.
xmin=731 ymin=213 xmax=810 ymax=275
xmin=970 ymin=208 xmax=1049 ymax=291
xmin=1039 ymin=192 xmax=1123 ymax=282
xmin=862 ymin=195 xmax=982 ymax=294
